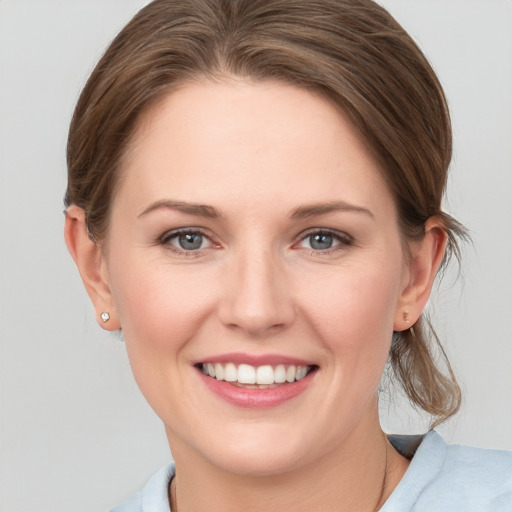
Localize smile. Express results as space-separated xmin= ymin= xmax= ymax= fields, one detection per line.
xmin=197 ymin=358 xmax=318 ymax=408
xmin=200 ymin=362 xmax=314 ymax=387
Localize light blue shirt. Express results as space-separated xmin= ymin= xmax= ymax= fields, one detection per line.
xmin=110 ymin=431 xmax=512 ymax=511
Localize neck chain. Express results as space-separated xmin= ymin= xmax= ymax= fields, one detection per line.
xmin=168 ymin=438 xmax=389 ymax=512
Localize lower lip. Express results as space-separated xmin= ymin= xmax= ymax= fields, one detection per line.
xmin=198 ymin=369 xmax=315 ymax=409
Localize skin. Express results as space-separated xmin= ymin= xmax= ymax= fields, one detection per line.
xmin=65 ymin=79 xmax=446 ymax=511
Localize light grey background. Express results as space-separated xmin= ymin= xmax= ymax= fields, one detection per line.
xmin=1 ymin=1 xmax=511 ymax=511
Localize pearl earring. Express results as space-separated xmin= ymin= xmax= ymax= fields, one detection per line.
xmin=403 ymin=311 xmax=410 ymax=325
xmin=101 ymin=312 xmax=110 ymax=322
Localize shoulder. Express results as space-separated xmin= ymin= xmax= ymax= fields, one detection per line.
xmin=443 ymin=435 xmax=512 ymax=479
xmin=382 ymin=431 xmax=512 ymax=511
xmin=434 ymin=434 xmax=512 ymax=510
xmin=109 ymin=463 xmax=175 ymax=512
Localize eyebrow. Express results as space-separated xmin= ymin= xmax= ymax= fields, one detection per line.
xmin=290 ymin=201 xmax=374 ymax=219
xmin=138 ymin=199 xmax=373 ymax=220
xmin=138 ymin=200 xmax=222 ymax=219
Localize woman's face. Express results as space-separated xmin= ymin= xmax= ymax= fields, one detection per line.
xmin=103 ymin=80 xmax=412 ymax=475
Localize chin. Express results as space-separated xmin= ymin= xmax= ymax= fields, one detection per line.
xmin=194 ymin=424 xmax=321 ymax=477
xmin=210 ymin=446 xmax=307 ymax=477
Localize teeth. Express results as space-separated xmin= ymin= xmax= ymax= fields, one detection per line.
xmin=296 ymin=366 xmax=308 ymax=380
xmin=256 ymin=365 xmax=274 ymax=385
xmin=286 ymin=365 xmax=296 ymax=383
xmin=238 ymin=364 xmax=256 ymax=384
xmin=214 ymin=363 xmax=224 ymax=381
xmin=200 ymin=362 xmax=312 ymax=385
xmin=274 ymin=364 xmax=286 ymax=383
xmin=224 ymin=363 xmax=237 ymax=382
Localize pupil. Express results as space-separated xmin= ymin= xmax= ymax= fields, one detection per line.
xmin=310 ymin=233 xmax=332 ymax=250
xmin=179 ymin=233 xmax=202 ymax=250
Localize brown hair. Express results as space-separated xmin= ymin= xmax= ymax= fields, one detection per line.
xmin=66 ymin=0 xmax=466 ymax=425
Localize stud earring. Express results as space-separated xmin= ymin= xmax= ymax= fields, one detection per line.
xmin=101 ymin=312 xmax=110 ymax=322
xmin=403 ymin=311 xmax=410 ymax=325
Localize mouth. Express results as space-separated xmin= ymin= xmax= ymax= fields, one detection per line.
xmin=196 ymin=362 xmax=318 ymax=389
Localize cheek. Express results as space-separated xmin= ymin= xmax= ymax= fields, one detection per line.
xmin=299 ymin=264 xmax=403 ymax=429
xmin=107 ymin=254 xmax=222 ymax=418
xmin=108 ymin=253 xmax=216 ymax=358
xmin=304 ymin=263 xmax=402 ymax=360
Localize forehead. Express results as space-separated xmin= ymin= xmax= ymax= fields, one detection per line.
xmin=116 ymin=79 xmax=395 ymax=218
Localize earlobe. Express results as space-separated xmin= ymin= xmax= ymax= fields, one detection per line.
xmin=394 ymin=217 xmax=447 ymax=331
xmin=64 ymin=205 xmax=120 ymax=331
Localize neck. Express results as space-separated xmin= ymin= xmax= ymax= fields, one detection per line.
xmin=167 ymin=408 xmax=409 ymax=512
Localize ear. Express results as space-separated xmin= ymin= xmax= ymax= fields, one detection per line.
xmin=394 ymin=217 xmax=447 ymax=331
xmin=64 ymin=205 xmax=120 ymax=331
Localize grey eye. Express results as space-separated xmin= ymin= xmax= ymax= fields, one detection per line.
xmin=297 ymin=230 xmax=350 ymax=253
xmin=160 ymin=228 xmax=215 ymax=253
xmin=177 ymin=232 xmax=204 ymax=250
xmin=309 ymin=233 xmax=334 ymax=250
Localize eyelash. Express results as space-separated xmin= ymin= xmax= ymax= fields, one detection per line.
xmin=293 ymin=228 xmax=354 ymax=255
xmin=158 ymin=228 xmax=217 ymax=256
xmin=157 ymin=228 xmax=354 ymax=256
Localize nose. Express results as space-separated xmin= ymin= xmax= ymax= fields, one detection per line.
xmin=218 ymin=246 xmax=296 ymax=336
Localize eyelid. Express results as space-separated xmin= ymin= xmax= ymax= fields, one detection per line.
xmin=156 ymin=226 xmax=352 ymax=255
xmin=158 ymin=227 xmax=220 ymax=254
xmin=293 ymin=228 xmax=354 ymax=252
xmin=159 ymin=227 xmax=208 ymax=244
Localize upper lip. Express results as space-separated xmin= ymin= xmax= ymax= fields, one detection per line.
xmin=194 ymin=352 xmax=316 ymax=367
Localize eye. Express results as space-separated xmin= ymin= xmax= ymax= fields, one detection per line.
xmin=296 ymin=230 xmax=352 ymax=252
xmin=306 ymin=232 xmax=336 ymax=250
xmin=160 ymin=229 xmax=214 ymax=252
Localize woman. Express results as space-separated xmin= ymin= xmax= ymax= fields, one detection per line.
xmin=64 ymin=0 xmax=511 ymax=510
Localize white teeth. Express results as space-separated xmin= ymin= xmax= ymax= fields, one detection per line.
xmin=214 ymin=363 xmax=224 ymax=381
xmin=274 ymin=364 xmax=286 ymax=383
xmin=238 ymin=364 xmax=256 ymax=384
xmin=224 ymin=362 xmax=237 ymax=382
xmin=200 ymin=362 xmax=312 ymax=385
xmin=286 ymin=365 xmax=296 ymax=383
xmin=256 ymin=365 xmax=274 ymax=385
xmin=296 ymin=366 xmax=308 ymax=381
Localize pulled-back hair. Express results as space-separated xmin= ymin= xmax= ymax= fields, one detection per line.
xmin=66 ymin=0 xmax=466 ymax=425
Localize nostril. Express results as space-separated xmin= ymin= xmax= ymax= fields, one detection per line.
xmin=217 ymin=267 xmax=296 ymax=334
